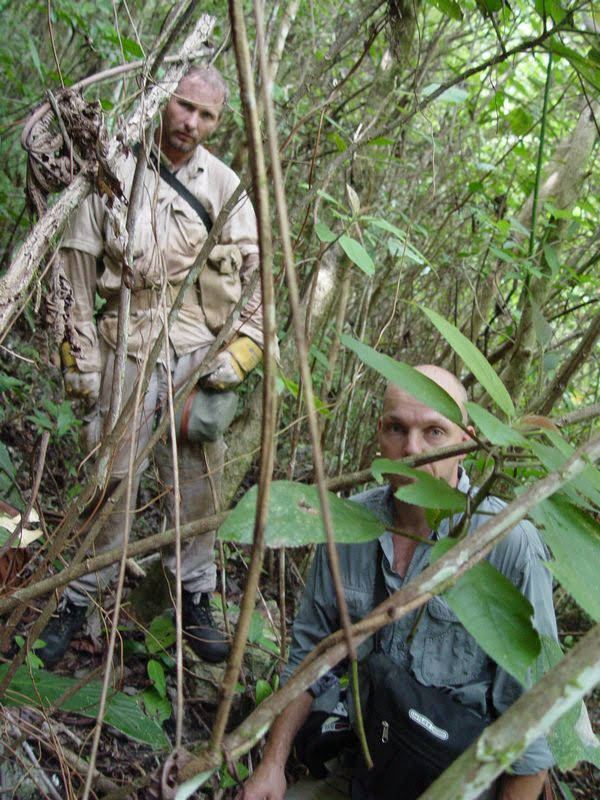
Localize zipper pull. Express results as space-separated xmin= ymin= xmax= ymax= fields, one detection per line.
xmin=381 ymin=720 xmax=389 ymax=743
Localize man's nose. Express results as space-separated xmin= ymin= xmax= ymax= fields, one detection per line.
xmin=403 ymin=429 xmax=422 ymax=455
xmin=183 ymin=110 xmax=199 ymax=132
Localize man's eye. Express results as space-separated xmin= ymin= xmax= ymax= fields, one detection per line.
xmin=429 ymin=427 xmax=445 ymax=438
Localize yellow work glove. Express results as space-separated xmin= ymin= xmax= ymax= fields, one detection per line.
xmin=60 ymin=342 xmax=101 ymax=406
xmin=203 ymin=336 xmax=263 ymax=391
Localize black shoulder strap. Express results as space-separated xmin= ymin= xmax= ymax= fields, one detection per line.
xmin=133 ymin=143 xmax=213 ymax=232
xmin=373 ymin=544 xmax=387 ymax=652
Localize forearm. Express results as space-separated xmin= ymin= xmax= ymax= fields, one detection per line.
xmin=261 ymin=689 xmax=313 ymax=769
xmin=238 ymin=690 xmax=313 ymax=800
xmin=60 ymin=248 xmax=101 ymax=372
xmin=238 ymin=252 xmax=265 ymax=347
xmin=498 ymin=770 xmax=548 ymax=800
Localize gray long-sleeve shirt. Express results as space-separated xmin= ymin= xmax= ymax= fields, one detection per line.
xmin=281 ymin=471 xmax=558 ymax=774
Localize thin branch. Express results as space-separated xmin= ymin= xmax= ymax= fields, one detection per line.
xmin=534 ymin=309 xmax=600 ymax=415
xmin=208 ymin=0 xmax=278 ymax=756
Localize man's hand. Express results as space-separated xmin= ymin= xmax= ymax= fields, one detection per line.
xmin=236 ymin=691 xmax=313 ymax=800
xmin=203 ymin=336 xmax=263 ymax=391
xmin=60 ymin=342 xmax=101 ymax=406
xmin=236 ymin=760 xmax=286 ymax=800
xmin=64 ymin=370 xmax=101 ymax=405
xmin=203 ymin=349 xmax=244 ymax=391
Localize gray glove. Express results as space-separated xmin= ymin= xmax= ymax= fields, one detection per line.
xmin=64 ymin=370 xmax=101 ymax=406
xmin=202 ymin=350 xmax=244 ymax=391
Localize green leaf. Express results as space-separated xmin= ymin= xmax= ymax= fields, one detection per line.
xmin=338 ymin=235 xmax=375 ymax=276
xmin=219 ymin=760 xmax=249 ymax=790
xmin=529 ymin=497 xmax=600 ymax=621
xmin=255 ymin=678 xmax=273 ymax=705
xmin=438 ymin=86 xmax=469 ymax=104
xmin=543 ymin=243 xmax=561 ymax=276
xmin=145 ymin=614 xmax=176 ymax=654
xmin=432 ymin=544 xmax=540 ymax=684
xmin=27 ymin=36 xmax=45 ymax=82
xmin=218 ymin=481 xmax=385 ymax=548
xmin=529 ymin=434 xmax=600 ymax=509
xmin=0 ymin=374 xmax=23 ymax=392
xmin=489 ymin=245 xmax=516 ymax=263
xmin=534 ymin=0 xmax=567 ymax=22
xmin=55 ymin=401 xmax=81 ymax=437
xmin=507 ymin=107 xmax=533 ymax=136
xmin=530 ymin=300 xmax=553 ymax=347
xmin=340 ymin=336 xmax=463 ymax=424
xmin=141 ymin=687 xmax=172 ymax=723
xmin=429 ymin=0 xmax=463 ymax=21
xmin=420 ymin=306 xmax=515 ymax=418
xmin=533 ymin=636 xmax=600 ymax=769
xmin=26 ymin=411 xmax=53 ymax=432
xmin=371 ymin=459 xmax=466 ymax=512
xmin=120 ymin=36 xmax=144 ymax=59
xmin=0 ymin=442 xmax=16 ymax=478
xmin=148 ymin=659 xmax=167 ymax=698
xmin=465 ymin=403 xmax=528 ymax=447
xmin=315 ymin=221 xmax=337 ymax=243
xmin=248 ymin=609 xmax=265 ymax=643
xmin=0 ymin=665 xmax=168 ymax=749
xmin=478 ymin=0 xmax=503 ymax=12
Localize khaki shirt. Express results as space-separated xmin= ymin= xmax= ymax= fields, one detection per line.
xmin=62 ymin=143 xmax=263 ymax=371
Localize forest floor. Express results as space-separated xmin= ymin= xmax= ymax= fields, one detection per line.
xmin=1 ymin=557 xmax=599 ymax=800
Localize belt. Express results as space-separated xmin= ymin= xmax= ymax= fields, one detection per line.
xmin=104 ymin=284 xmax=199 ymax=314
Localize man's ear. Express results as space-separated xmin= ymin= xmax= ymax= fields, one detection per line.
xmin=458 ymin=425 xmax=475 ymax=460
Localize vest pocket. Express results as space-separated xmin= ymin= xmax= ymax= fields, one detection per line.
xmin=415 ymin=596 xmax=485 ymax=686
xmin=198 ymin=244 xmax=242 ymax=333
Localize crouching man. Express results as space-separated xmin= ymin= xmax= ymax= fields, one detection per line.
xmin=239 ymin=365 xmax=556 ymax=800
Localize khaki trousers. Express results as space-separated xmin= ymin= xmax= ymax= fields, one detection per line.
xmin=65 ymin=342 xmax=224 ymax=605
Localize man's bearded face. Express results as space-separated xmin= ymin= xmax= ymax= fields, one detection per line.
xmin=160 ymin=75 xmax=223 ymax=159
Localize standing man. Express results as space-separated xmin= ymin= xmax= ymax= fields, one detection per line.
xmin=239 ymin=365 xmax=556 ymax=800
xmin=39 ymin=65 xmax=264 ymax=667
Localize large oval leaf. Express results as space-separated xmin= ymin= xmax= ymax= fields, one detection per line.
xmin=339 ymin=234 xmax=375 ymax=275
xmin=340 ymin=335 xmax=463 ymax=425
xmin=466 ymin=402 xmax=528 ymax=447
xmin=432 ymin=541 xmax=540 ymax=684
xmin=421 ymin=306 xmax=515 ymax=418
xmin=371 ymin=459 xmax=466 ymax=512
xmin=0 ymin=665 xmax=169 ymax=749
xmin=218 ymin=480 xmax=385 ymax=547
xmin=529 ymin=496 xmax=600 ymax=621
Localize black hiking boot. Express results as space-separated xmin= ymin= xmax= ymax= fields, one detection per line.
xmin=182 ymin=591 xmax=230 ymax=664
xmin=37 ymin=597 xmax=88 ymax=668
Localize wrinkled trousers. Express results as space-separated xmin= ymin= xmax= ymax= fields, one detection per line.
xmin=65 ymin=341 xmax=224 ymax=605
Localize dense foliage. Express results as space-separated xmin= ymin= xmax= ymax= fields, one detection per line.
xmin=0 ymin=0 xmax=599 ymax=797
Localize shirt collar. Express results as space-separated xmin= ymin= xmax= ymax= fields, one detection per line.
xmin=150 ymin=141 xmax=207 ymax=175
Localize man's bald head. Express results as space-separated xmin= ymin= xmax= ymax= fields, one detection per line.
xmin=378 ymin=364 xmax=472 ymax=490
xmin=382 ymin=364 xmax=468 ymax=424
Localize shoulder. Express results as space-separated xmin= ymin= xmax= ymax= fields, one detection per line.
xmin=473 ymin=495 xmax=549 ymax=575
xmin=350 ymin=485 xmax=393 ymax=521
xmin=200 ymin=147 xmax=240 ymax=188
